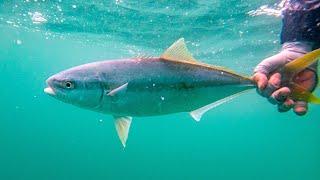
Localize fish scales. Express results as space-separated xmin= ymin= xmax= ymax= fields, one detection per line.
xmin=90 ymin=58 xmax=254 ymax=116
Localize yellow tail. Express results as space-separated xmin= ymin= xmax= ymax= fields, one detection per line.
xmin=283 ymin=48 xmax=320 ymax=104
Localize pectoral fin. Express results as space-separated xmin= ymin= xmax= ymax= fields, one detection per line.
xmin=190 ymin=90 xmax=250 ymax=122
xmin=114 ymin=116 xmax=132 ymax=148
xmin=107 ymin=83 xmax=128 ymax=96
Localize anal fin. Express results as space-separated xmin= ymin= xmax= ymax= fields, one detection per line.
xmin=190 ymin=90 xmax=251 ymax=122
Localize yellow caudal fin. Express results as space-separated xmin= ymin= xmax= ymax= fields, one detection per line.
xmin=290 ymin=83 xmax=320 ymax=104
xmin=309 ymin=93 xmax=320 ymax=104
xmin=283 ymin=48 xmax=320 ymax=74
xmin=282 ymin=48 xmax=320 ymax=104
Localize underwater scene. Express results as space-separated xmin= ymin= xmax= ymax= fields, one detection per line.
xmin=0 ymin=0 xmax=320 ymax=179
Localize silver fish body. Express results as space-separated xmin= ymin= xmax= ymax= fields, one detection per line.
xmin=46 ymin=57 xmax=254 ymax=117
xmin=44 ymin=38 xmax=257 ymax=147
xmin=44 ymin=39 xmax=320 ymax=147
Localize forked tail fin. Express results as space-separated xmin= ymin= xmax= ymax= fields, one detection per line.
xmin=282 ymin=48 xmax=320 ymax=104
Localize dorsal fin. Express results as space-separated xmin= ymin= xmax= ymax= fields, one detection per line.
xmin=160 ymin=38 xmax=250 ymax=80
xmin=160 ymin=38 xmax=197 ymax=62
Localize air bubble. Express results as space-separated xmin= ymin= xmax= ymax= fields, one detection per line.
xmin=31 ymin=12 xmax=47 ymax=24
xmin=16 ymin=40 xmax=22 ymax=45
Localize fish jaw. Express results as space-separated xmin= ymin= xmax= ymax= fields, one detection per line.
xmin=44 ymin=87 xmax=56 ymax=96
xmin=44 ymin=76 xmax=57 ymax=96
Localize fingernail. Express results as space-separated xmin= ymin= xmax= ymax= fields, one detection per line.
xmin=284 ymin=99 xmax=294 ymax=108
xmin=295 ymin=110 xmax=307 ymax=116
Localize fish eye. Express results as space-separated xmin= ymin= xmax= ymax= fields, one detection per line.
xmin=64 ymin=81 xmax=74 ymax=89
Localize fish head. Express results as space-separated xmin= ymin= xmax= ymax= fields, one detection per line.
xmin=44 ymin=64 xmax=103 ymax=109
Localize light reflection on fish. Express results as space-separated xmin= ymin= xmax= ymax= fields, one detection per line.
xmin=44 ymin=38 xmax=320 ymax=147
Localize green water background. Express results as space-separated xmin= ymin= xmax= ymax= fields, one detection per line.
xmin=0 ymin=0 xmax=320 ymax=179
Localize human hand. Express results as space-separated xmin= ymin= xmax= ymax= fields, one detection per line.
xmin=252 ymin=69 xmax=317 ymax=115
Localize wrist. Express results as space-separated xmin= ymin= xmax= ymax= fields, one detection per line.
xmin=253 ymin=66 xmax=269 ymax=76
xmin=282 ymin=41 xmax=314 ymax=53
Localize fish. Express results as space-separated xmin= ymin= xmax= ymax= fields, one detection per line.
xmin=44 ymin=38 xmax=320 ymax=147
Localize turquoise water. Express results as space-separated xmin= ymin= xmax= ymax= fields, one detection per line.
xmin=1 ymin=0 xmax=320 ymax=179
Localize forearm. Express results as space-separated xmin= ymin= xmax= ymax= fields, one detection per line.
xmin=254 ymin=52 xmax=288 ymax=75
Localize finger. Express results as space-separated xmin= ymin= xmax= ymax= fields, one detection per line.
xmin=268 ymin=73 xmax=281 ymax=89
xmin=294 ymin=69 xmax=315 ymax=82
xmin=261 ymin=84 xmax=278 ymax=98
xmin=293 ymin=69 xmax=317 ymax=92
xmin=252 ymin=73 xmax=268 ymax=90
xmin=260 ymin=73 xmax=282 ymax=98
xmin=277 ymin=98 xmax=294 ymax=112
xmin=268 ymin=87 xmax=291 ymax=104
xmin=293 ymin=101 xmax=308 ymax=116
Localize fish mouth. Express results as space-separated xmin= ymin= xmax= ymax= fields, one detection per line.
xmin=44 ymin=76 xmax=56 ymax=96
xmin=44 ymin=86 xmax=56 ymax=96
